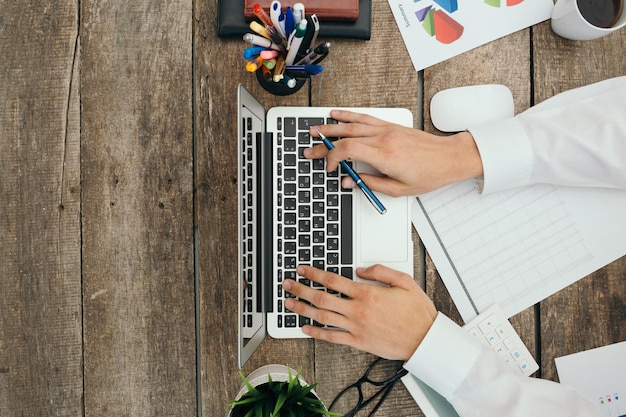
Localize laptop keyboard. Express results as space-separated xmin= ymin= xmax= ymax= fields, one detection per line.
xmin=274 ymin=117 xmax=354 ymax=329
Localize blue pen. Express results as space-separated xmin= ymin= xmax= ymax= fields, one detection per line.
xmin=284 ymin=6 xmax=295 ymax=35
xmin=318 ymin=132 xmax=387 ymax=215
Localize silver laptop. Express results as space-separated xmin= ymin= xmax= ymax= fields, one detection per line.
xmin=237 ymin=84 xmax=414 ymax=367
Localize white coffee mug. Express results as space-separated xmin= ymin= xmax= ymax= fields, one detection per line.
xmin=551 ymin=0 xmax=626 ymax=40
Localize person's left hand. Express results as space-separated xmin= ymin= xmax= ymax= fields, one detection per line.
xmin=282 ymin=264 xmax=437 ymax=360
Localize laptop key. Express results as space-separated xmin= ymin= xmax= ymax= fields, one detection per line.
xmin=298 ymin=205 xmax=310 ymax=217
xmin=313 ymin=159 xmax=325 ymax=171
xmin=299 ymin=315 xmax=311 ymax=327
xmin=285 ymin=256 xmax=296 ymax=269
xmin=284 ymin=139 xmax=296 ymax=152
xmin=298 ymin=161 xmax=310 ymax=174
xmin=313 ymin=245 xmax=324 ymax=258
xmin=298 ymin=176 xmax=310 ymax=188
xmin=285 ymin=315 xmax=297 ymax=327
xmin=299 ymin=249 xmax=311 ymax=262
xmin=284 ymin=198 xmax=296 ymax=210
xmin=284 ymin=154 xmax=296 ymax=166
xmin=298 ymin=117 xmax=324 ymax=130
xmin=341 ymin=194 xmax=353 ymax=264
xmin=312 ymin=172 xmax=324 ymax=184
xmin=312 ymin=231 xmax=324 ymax=243
xmin=312 ymin=202 xmax=324 ymax=214
xmin=299 ymin=234 xmax=310 ymax=247
xmin=285 ymin=183 xmax=296 ymax=196
xmin=284 ymin=118 xmax=296 ymax=137
xmin=313 ymin=187 xmax=324 ymax=199
xmin=298 ymin=132 xmax=310 ymax=145
xmin=298 ymin=219 xmax=310 ymax=233
xmin=313 ymin=216 xmax=324 ymax=228
xmin=284 ymin=242 xmax=296 ymax=254
xmin=341 ymin=267 xmax=353 ymax=280
xmin=284 ymin=169 xmax=296 ymax=181
xmin=284 ymin=212 xmax=296 ymax=225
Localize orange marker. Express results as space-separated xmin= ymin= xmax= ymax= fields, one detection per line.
xmin=253 ymin=3 xmax=273 ymax=27
xmin=261 ymin=65 xmax=273 ymax=81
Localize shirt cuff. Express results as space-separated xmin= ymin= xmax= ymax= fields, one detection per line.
xmin=404 ymin=313 xmax=483 ymax=399
xmin=468 ymin=118 xmax=533 ymax=194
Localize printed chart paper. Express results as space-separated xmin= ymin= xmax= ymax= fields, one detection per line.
xmin=411 ymin=180 xmax=626 ymax=322
xmin=556 ymin=341 xmax=626 ymax=417
xmin=387 ymin=0 xmax=553 ymax=71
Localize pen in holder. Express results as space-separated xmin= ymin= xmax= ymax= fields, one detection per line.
xmin=242 ymin=2 xmax=330 ymax=96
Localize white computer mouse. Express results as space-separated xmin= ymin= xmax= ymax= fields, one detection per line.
xmin=430 ymin=84 xmax=514 ymax=132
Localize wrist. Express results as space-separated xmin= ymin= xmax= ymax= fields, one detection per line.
xmin=449 ymin=131 xmax=483 ymax=182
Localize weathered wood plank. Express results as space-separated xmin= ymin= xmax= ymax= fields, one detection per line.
xmin=195 ymin=0 xmax=312 ymax=415
xmin=0 ymin=2 xmax=83 ymax=416
xmin=422 ymin=30 xmax=538 ymax=362
xmin=532 ymin=21 xmax=626 ymax=381
xmin=80 ymin=2 xmax=196 ymax=416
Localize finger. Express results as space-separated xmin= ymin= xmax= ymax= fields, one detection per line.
xmin=312 ymin=122 xmax=383 ymax=141
xmin=342 ymin=173 xmax=408 ymax=198
xmin=356 ymin=264 xmax=416 ymax=289
xmin=283 ymin=278 xmax=345 ymax=312
xmin=301 ymin=324 xmax=357 ymax=347
xmin=283 ymin=297 xmax=349 ymax=330
xmin=296 ymin=265 xmax=357 ymax=298
xmin=328 ymin=109 xmax=390 ymax=127
xmin=303 ymin=142 xmax=330 ymax=160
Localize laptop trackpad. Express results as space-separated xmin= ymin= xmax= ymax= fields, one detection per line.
xmin=358 ymin=194 xmax=410 ymax=262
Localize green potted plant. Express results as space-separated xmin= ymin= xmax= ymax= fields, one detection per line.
xmin=229 ymin=364 xmax=340 ymax=417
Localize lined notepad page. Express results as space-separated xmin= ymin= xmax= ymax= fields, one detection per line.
xmin=412 ymin=180 xmax=626 ymax=322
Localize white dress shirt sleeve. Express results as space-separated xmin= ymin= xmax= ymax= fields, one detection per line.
xmin=468 ymin=76 xmax=626 ymax=194
xmin=404 ymin=313 xmax=601 ymax=417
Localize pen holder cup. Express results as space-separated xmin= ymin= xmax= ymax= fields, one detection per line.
xmin=256 ymin=70 xmax=307 ymax=96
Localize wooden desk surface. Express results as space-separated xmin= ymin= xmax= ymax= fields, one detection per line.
xmin=1 ymin=1 xmax=624 ymax=416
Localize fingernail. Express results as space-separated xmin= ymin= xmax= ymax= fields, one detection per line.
xmin=303 ymin=148 xmax=312 ymax=158
xmin=285 ymin=298 xmax=294 ymax=309
xmin=343 ymin=177 xmax=356 ymax=188
xmin=296 ymin=265 xmax=304 ymax=275
xmin=283 ymin=280 xmax=292 ymax=290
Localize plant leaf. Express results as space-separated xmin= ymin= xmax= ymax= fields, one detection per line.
xmin=238 ymin=370 xmax=260 ymax=396
xmin=272 ymin=387 xmax=287 ymax=416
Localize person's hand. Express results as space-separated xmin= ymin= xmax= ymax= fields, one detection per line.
xmin=306 ymin=110 xmax=483 ymax=196
xmin=282 ymin=264 xmax=438 ymax=360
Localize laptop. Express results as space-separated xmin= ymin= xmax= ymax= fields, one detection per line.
xmin=237 ymin=84 xmax=414 ymax=367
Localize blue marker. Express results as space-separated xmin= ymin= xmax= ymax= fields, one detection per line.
xmin=318 ymin=132 xmax=387 ymax=215
xmin=243 ymin=46 xmax=268 ymax=60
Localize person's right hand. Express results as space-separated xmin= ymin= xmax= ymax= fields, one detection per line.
xmin=283 ymin=264 xmax=437 ymax=361
xmin=306 ymin=110 xmax=483 ymax=196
